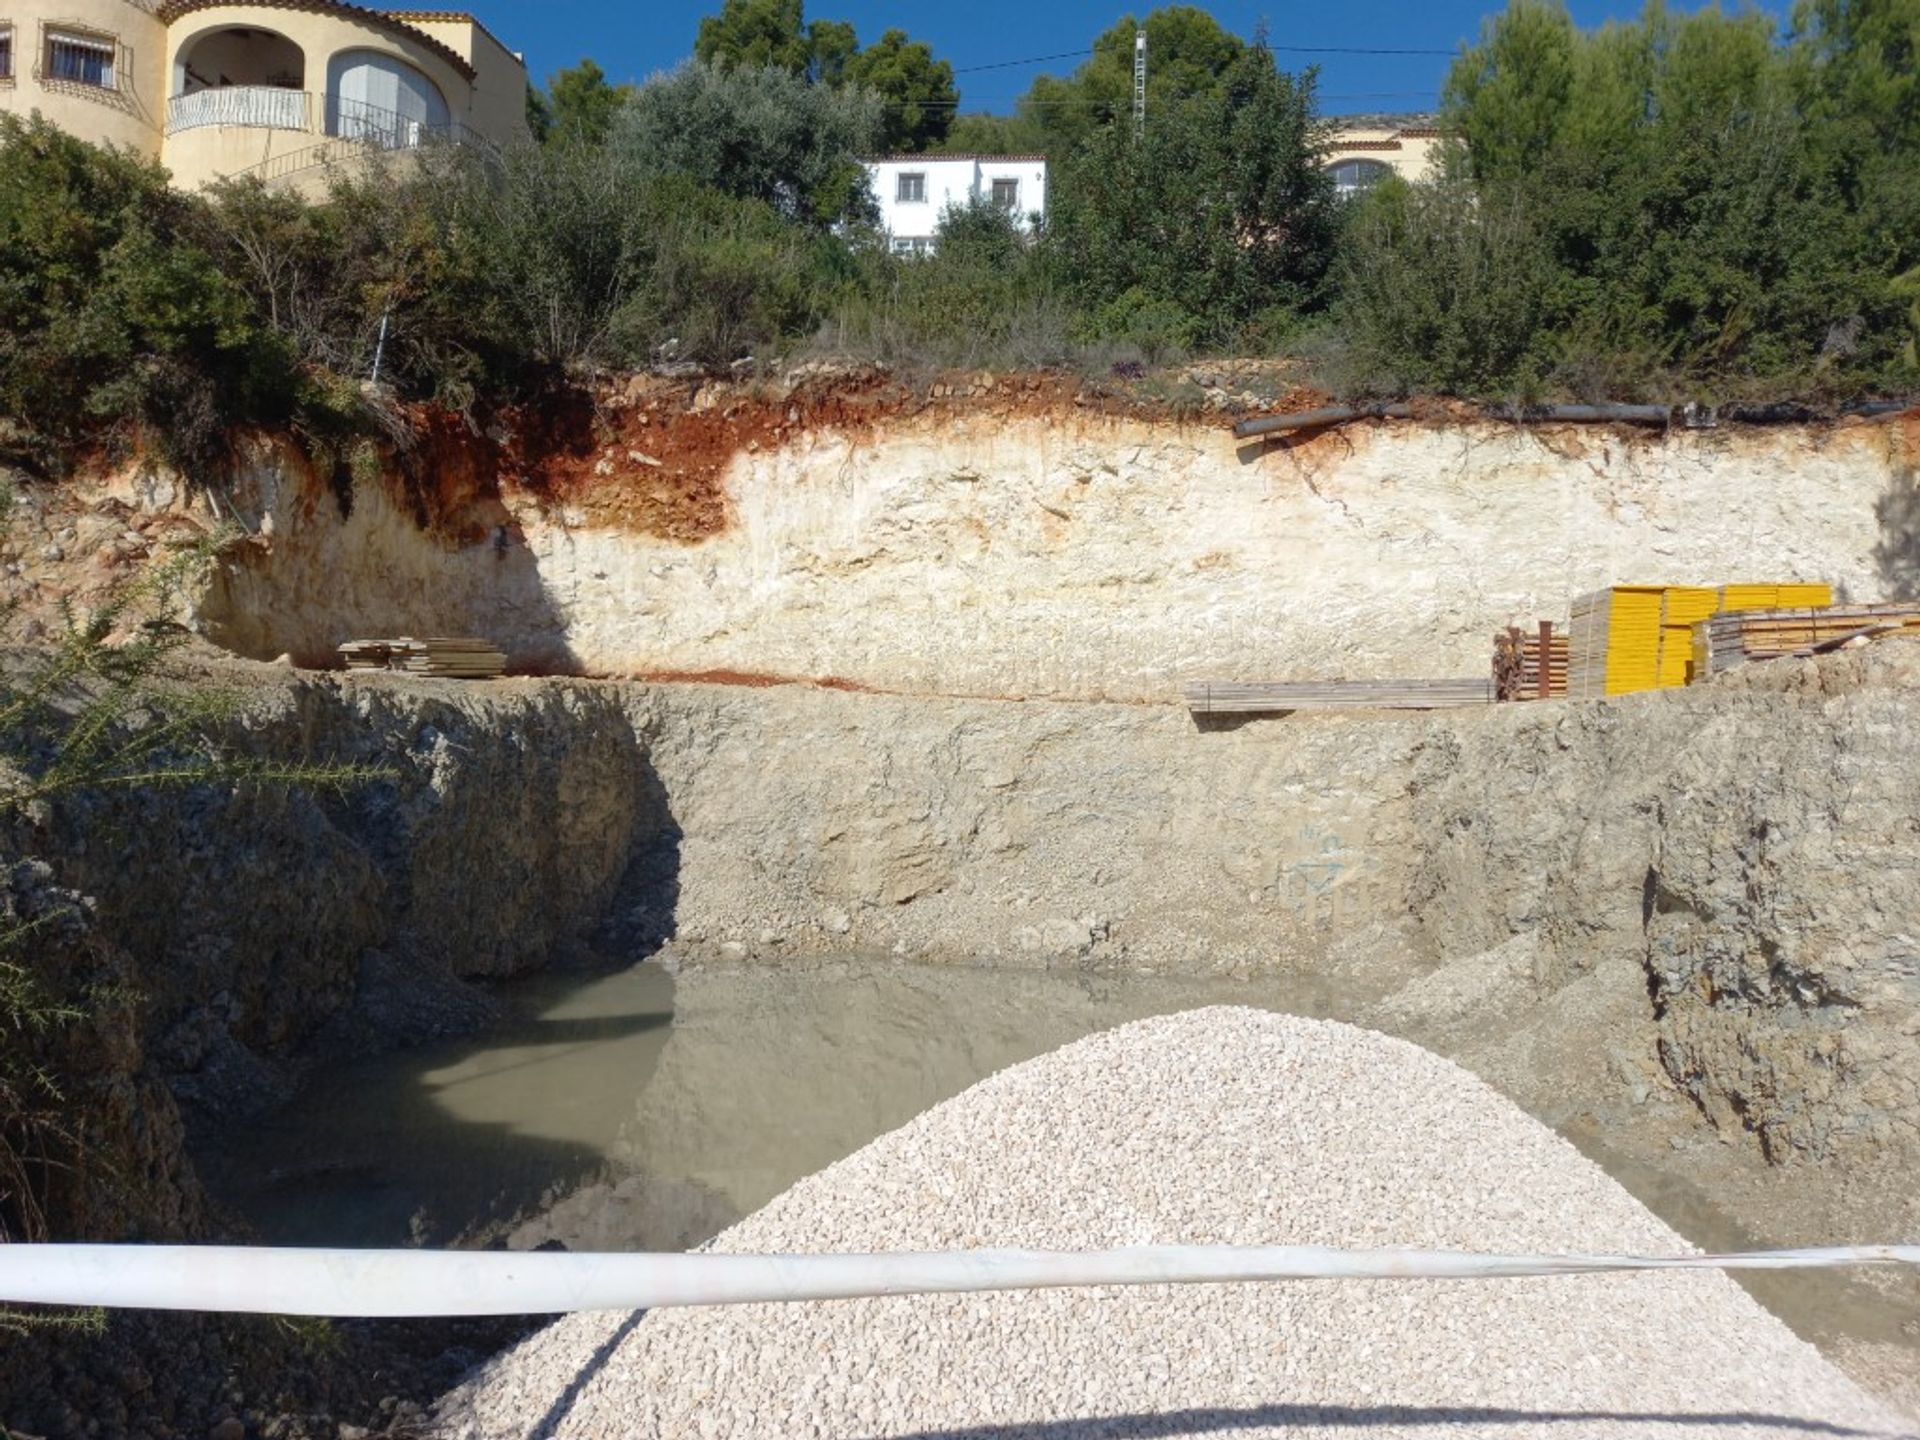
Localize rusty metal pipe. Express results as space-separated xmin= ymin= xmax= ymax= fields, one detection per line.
xmin=1232 ymin=403 xmax=1412 ymax=439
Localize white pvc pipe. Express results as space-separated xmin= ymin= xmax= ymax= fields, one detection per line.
xmin=2 ymin=1243 xmax=1917 ymax=1318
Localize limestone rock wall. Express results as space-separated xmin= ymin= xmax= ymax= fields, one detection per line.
xmin=173 ymin=412 xmax=1920 ymax=699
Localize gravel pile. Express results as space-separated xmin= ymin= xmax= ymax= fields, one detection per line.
xmin=436 ymin=1009 xmax=1907 ymax=1439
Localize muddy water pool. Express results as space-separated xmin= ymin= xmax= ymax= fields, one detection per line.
xmin=198 ymin=953 xmax=1910 ymax=1375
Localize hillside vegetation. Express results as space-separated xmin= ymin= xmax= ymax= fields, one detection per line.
xmin=0 ymin=0 xmax=1915 ymax=479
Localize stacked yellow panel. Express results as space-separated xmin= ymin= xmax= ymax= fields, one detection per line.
xmin=1569 ymin=586 xmax=1667 ymax=696
xmin=1659 ymin=587 xmax=1718 ymax=687
xmin=1718 ymin=582 xmax=1834 ymax=613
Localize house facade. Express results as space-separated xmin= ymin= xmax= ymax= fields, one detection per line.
xmin=0 ymin=0 xmax=527 ymax=195
xmin=864 ymin=154 xmax=1047 ymax=256
xmin=1323 ymin=117 xmax=1440 ymax=195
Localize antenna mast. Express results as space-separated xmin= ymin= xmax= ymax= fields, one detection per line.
xmin=1133 ymin=28 xmax=1147 ymax=133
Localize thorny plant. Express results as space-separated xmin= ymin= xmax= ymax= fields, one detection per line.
xmin=0 ymin=513 xmax=386 ymax=1273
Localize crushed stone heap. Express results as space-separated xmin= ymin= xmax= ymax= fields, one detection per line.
xmin=437 ymin=1008 xmax=1903 ymax=1439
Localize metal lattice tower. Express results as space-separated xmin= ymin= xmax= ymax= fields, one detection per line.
xmin=1133 ymin=28 xmax=1147 ymax=133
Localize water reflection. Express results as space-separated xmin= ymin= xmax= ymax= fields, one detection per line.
xmin=198 ymin=957 xmax=1310 ymax=1251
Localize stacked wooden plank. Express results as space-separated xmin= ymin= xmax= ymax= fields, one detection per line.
xmin=1184 ymin=679 xmax=1494 ymax=714
xmin=1567 ymin=586 xmax=1665 ymax=698
xmin=1569 ymin=582 xmax=1835 ymax=697
xmin=1492 ymin=624 xmax=1568 ymax=701
xmin=1691 ymin=603 xmax=1920 ymax=678
xmin=1718 ymin=582 xmax=1834 ymax=613
xmin=339 ymin=636 xmax=507 ymax=680
xmin=340 ymin=639 xmax=399 ymax=671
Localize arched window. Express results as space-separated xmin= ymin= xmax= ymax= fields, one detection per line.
xmin=326 ymin=49 xmax=449 ymax=148
xmin=1329 ymin=157 xmax=1393 ymax=198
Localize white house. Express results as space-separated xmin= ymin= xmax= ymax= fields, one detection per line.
xmin=863 ymin=154 xmax=1048 ymax=256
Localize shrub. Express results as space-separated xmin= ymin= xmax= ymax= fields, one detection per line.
xmin=0 ymin=116 xmax=296 ymax=472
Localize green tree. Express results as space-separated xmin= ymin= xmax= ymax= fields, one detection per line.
xmin=696 ymin=0 xmax=809 ymax=71
xmin=937 ymin=112 xmax=1048 ymax=155
xmin=1018 ymin=7 xmax=1246 ymax=155
xmin=1443 ymin=0 xmax=1579 ymax=182
xmin=845 ymin=28 xmax=957 ymax=152
xmin=544 ymin=59 xmax=633 ymax=148
xmin=0 ymin=115 xmax=294 ymax=471
xmin=618 ymin=61 xmax=883 ymax=227
xmin=807 ymin=17 xmax=860 ymax=85
xmin=525 ymin=84 xmax=554 ymax=143
xmin=1341 ymin=0 xmax=1901 ymax=399
xmin=1051 ymin=49 xmax=1337 ymax=348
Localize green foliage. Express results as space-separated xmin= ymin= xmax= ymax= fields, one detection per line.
xmin=618 ymin=61 xmax=883 ymax=227
xmin=1336 ymin=176 xmax=1558 ymax=396
xmin=541 ymin=60 xmax=636 ymax=149
xmin=695 ymin=0 xmax=957 ymax=150
xmin=823 ymin=200 xmax=1069 ymax=369
xmin=0 ymin=544 xmax=386 ymax=817
xmin=0 ymin=527 xmax=386 ymax=1244
xmin=0 ymin=115 xmax=296 ymax=472
xmin=695 ymin=0 xmax=813 ymax=74
xmin=4 ymin=0 xmax=1915 ymax=454
xmin=936 ymin=112 xmax=1049 ymax=156
xmin=1018 ymin=7 xmax=1247 ymax=156
xmin=614 ymin=177 xmax=853 ymax=365
xmin=1339 ymin=0 xmax=1918 ymax=399
xmin=846 ymin=29 xmax=957 ymax=153
xmin=1051 ymin=51 xmax=1338 ymax=350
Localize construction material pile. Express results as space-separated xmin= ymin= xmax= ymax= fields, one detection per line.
xmin=1492 ymin=624 xmax=1567 ymax=700
xmin=1694 ymin=603 xmax=1920 ymax=678
xmin=1568 ymin=583 xmax=1833 ymax=697
xmin=339 ymin=637 xmax=506 ymax=679
xmin=438 ymin=1009 xmax=1896 ymax=1440
xmin=1184 ymin=678 xmax=1492 ymax=714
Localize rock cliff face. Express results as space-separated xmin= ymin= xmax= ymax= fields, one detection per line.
xmin=10 ymin=639 xmax=1920 ymax=1428
xmin=623 ymin=648 xmax=1920 ymax=1256
xmin=120 ymin=404 xmax=1920 ymax=699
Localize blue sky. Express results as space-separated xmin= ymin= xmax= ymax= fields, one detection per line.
xmin=475 ymin=0 xmax=1792 ymax=117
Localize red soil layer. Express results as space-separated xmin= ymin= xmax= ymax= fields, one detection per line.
xmin=339 ymin=366 xmax=1319 ymax=550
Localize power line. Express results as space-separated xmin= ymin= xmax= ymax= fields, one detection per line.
xmin=951 ymin=49 xmax=1091 ymax=74
xmin=1271 ymin=44 xmax=1455 ymax=55
xmin=949 ymin=40 xmax=1456 ymax=75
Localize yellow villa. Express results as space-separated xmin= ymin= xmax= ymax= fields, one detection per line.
xmin=1324 ymin=116 xmax=1442 ymax=194
xmin=0 ymin=0 xmax=528 ymax=195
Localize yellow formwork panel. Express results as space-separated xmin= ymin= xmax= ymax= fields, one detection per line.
xmin=1777 ymin=583 xmax=1834 ymax=607
xmin=1604 ymin=588 xmax=1665 ymax=695
xmin=1656 ymin=588 xmax=1718 ymax=688
xmin=1720 ymin=585 xmax=1782 ymax=611
xmin=1661 ymin=587 xmax=1719 ymax=624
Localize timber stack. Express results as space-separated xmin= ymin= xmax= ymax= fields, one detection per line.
xmin=1184 ymin=678 xmax=1493 ymax=714
xmin=1692 ymin=604 xmax=1920 ymax=678
xmin=340 ymin=637 xmax=508 ymax=680
xmin=1493 ymin=624 xmax=1568 ymax=701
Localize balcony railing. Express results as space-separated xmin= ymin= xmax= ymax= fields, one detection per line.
xmin=325 ymin=94 xmax=479 ymax=152
xmin=164 ymin=90 xmax=489 ymax=156
xmin=167 ymin=86 xmax=311 ymax=135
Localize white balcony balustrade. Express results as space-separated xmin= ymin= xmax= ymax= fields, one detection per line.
xmin=166 ymin=87 xmax=310 ymax=135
